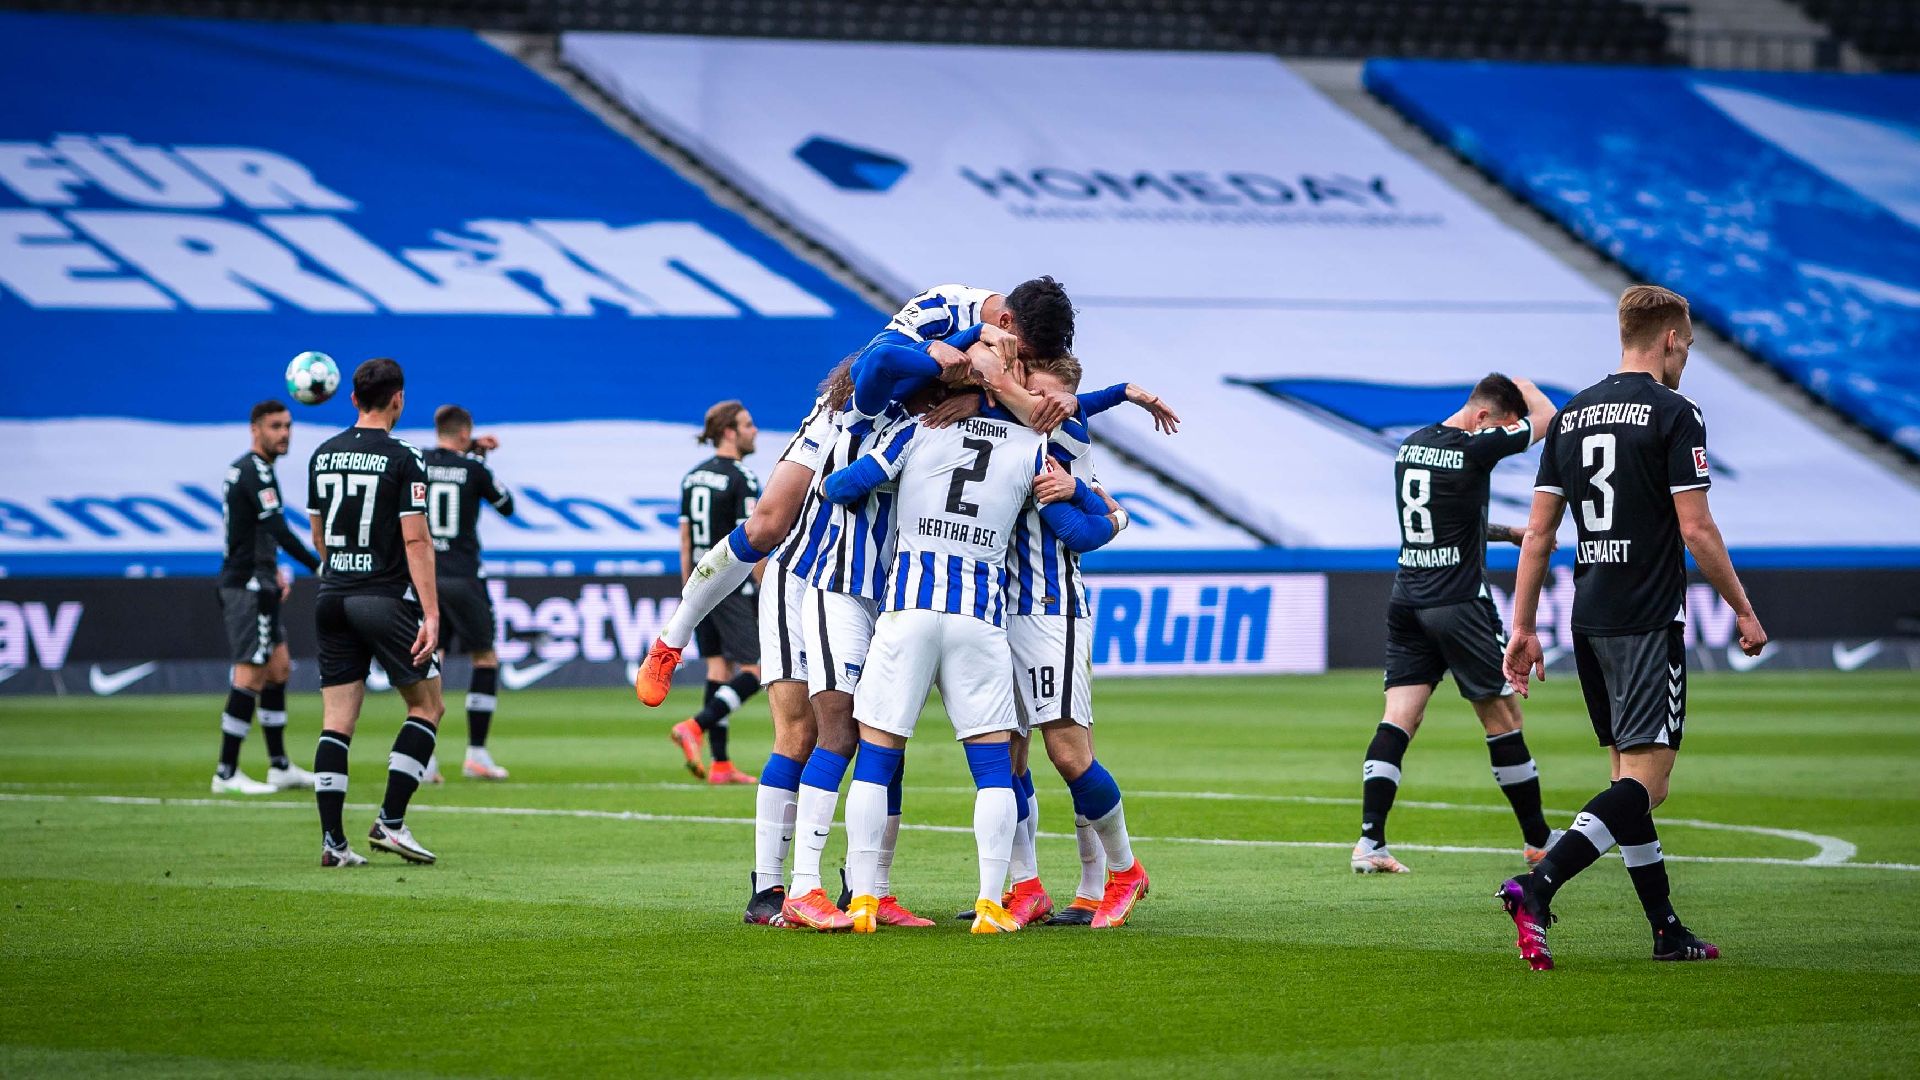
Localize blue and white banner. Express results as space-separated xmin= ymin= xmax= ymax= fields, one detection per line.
xmin=562 ymin=36 xmax=1920 ymax=553
xmin=1366 ymin=61 xmax=1920 ymax=457
xmin=0 ymin=15 xmax=1251 ymax=574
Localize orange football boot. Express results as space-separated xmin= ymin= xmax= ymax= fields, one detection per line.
xmin=1004 ymin=878 xmax=1054 ymax=928
xmin=875 ymin=896 xmax=936 ymax=927
xmin=782 ymin=888 xmax=854 ymax=932
xmin=1091 ymin=860 xmax=1150 ymax=929
xmin=634 ymin=638 xmax=682 ymax=707
xmin=708 ymin=760 xmax=757 ymax=785
xmin=668 ymin=719 xmax=706 ymax=779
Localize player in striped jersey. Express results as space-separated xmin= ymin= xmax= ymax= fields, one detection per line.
xmin=823 ymin=396 xmax=1119 ymax=934
xmin=634 ymin=278 xmax=1081 ymax=708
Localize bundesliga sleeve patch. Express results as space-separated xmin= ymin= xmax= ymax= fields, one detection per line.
xmin=1693 ymin=447 xmax=1710 ymax=477
xmin=411 ymin=481 xmax=427 ymax=506
xmin=259 ymin=487 xmax=279 ymax=509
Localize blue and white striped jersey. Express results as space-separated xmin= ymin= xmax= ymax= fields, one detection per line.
xmin=801 ymin=403 xmax=913 ymax=600
xmin=770 ymin=395 xmax=847 ymax=568
xmin=886 ymin=284 xmax=999 ymax=343
xmin=1005 ymin=449 xmax=1102 ymax=618
xmin=861 ymin=416 xmax=1046 ymax=626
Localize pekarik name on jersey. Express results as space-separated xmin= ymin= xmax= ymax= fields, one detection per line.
xmin=1558 ymin=401 xmax=1654 ymax=433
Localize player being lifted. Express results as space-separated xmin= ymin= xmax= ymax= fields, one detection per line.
xmin=212 ymin=400 xmax=321 ymax=795
xmin=823 ymin=381 xmax=1115 ymax=934
xmin=632 ymin=279 xmax=1082 ymax=708
xmin=1500 ymin=286 xmax=1766 ymax=969
xmin=422 ymin=405 xmax=516 ymax=782
xmin=1352 ymin=373 xmax=1560 ymax=874
xmin=668 ymin=400 xmax=765 ymax=786
xmin=306 ymin=358 xmax=446 ymax=868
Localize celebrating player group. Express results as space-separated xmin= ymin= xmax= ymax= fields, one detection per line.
xmin=219 ymin=272 xmax=1765 ymax=963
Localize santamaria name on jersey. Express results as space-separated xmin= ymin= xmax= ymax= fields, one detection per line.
xmin=1399 ymin=545 xmax=1461 ymax=568
xmin=1558 ymin=401 xmax=1655 ymax=433
xmin=1396 ymin=445 xmax=1465 ymax=469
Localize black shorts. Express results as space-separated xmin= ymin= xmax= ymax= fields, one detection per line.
xmin=438 ymin=576 xmax=496 ymax=654
xmin=695 ymin=590 xmax=760 ymax=666
xmin=219 ymin=584 xmax=283 ymax=665
xmin=316 ymin=591 xmax=440 ymax=689
xmin=1382 ymin=595 xmax=1512 ymax=702
xmin=1574 ymin=623 xmax=1686 ymax=752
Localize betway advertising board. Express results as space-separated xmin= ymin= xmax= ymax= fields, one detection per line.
xmin=562 ymin=36 xmax=1920 ymax=554
xmin=0 ymin=14 xmax=1251 ymax=574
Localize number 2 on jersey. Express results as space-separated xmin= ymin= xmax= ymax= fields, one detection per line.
xmin=945 ymin=437 xmax=994 ymax=517
xmin=315 ymin=472 xmax=377 ymax=547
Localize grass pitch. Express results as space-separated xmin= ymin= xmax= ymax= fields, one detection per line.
xmin=3 ymin=671 xmax=1918 ymax=1078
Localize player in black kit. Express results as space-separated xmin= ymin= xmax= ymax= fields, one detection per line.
xmin=212 ymin=400 xmax=323 ymax=795
xmin=423 ymin=404 xmax=517 ymax=781
xmin=667 ymin=401 xmax=765 ymax=785
xmin=1499 ymin=286 xmax=1767 ymax=969
xmin=1353 ymin=374 xmax=1558 ymax=873
xmin=306 ymin=358 xmax=446 ymax=868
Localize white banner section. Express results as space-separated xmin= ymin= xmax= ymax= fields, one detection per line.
xmin=1085 ymin=573 xmax=1326 ymax=676
xmin=0 ymin=418 xmax=1251 ymax=572
xmin=562 ymin=35 xmax=1920 ymax=549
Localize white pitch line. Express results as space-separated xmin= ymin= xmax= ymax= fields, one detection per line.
xmin=1 ymin=792 xmax=1914 ymax=872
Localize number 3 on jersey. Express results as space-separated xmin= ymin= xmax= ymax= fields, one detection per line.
xmin=1581 ymin=433 xmax=1616 ymax=531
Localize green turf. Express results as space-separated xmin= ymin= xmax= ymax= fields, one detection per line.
xmin=3 ymin=671 xmax=1918 ymax=1078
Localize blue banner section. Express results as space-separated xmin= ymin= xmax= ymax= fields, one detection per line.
xmin=1366 ymin=61 xmax=1920 ymax=455
xmin=0 ymin=13 xmax=879 ymax=425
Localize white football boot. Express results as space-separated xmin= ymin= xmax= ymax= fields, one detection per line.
xmin=321 ymin=844 xmax=369 ymax=868
xmin=1350 ymin=841 xmax=1411 ymax=874
xmin=267 ymin=763 xmax=316 ymax=790
xmin=369 ymin=821 xmax=437 ymax=864
xmin=211 ymin=769 xmax=277 ymax=795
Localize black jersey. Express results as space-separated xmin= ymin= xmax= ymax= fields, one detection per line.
xmin=219 ymin=451 xmax=319 ymax=588
xmin=307 ymin=426 xmax=430 ymax=597
xmin=1391 ymin=420 xmax=1534 ymax=607
xmin=421 ymin=446 xmax=515 ymax=579
xmin=1536 ymin=372 xmax=1711 ymax=635
xmin=680 ymin=454 xmax=760 ymax=572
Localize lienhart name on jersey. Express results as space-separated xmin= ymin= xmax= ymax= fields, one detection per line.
xmin=0 ymin=135 xmax=834 ymax=317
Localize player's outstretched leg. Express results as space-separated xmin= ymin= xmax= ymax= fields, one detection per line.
xmin=314 ymin=730 xmax=364 ymax=866
xmin=462 ymin=664 xmax=508 ymax=780
xmin=1069 ymin=760 xmax=1147 ymax=929
xmin=368 ymin=717 xmax=439 ymax=865
xmin=259 ymin=682 xmax=313 ymax=790
xmin=1497 ymin=777 xmax=1655 ymax=970
xmin=638 ymin=527 xmax=767 ymax=707
xmin=1005 ymin=768 xmax=1052 ymax=927
xmin=747 ymin=751 xmax=802 ymax=925
xmin=781 ymin=746 xmax=854 ymax=931
xmin=965 ymin=740 xmax=1021 ymax=934
xmin=1353 ymin=721 xmax=1412 ymax=873
xmin=212 ymin=685 xmax=275 ymax=795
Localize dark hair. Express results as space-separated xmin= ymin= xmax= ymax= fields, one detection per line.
xmin=818 ymin=356 xmax=856 ymax=412
xmin=434 ymin=404 xmax=472 ymax=436
xmin=352 ymin=357 xmax=404 ymax=412
xmin=1469 ymin=373 xmax=1527 ymax=421
xmin=1004 ymin=275 xmax=1075 ymax=360
xmin=249 ymin=399 xmax=289 ymax=425
xmin=699 ymin=400 xmax=747 ymax=445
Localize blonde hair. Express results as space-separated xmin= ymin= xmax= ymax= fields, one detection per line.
xmin=1618 ymin=285 xmax=1690 ymax=350
xmin=1026 ymin=353 xmax=1083 ymax=392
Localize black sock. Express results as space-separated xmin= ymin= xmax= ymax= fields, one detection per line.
xmin=1533 ymin=777 xmax=1651 ymax=906
xmin=467 ymin=666 xmax=498 ymax=750
xmin=1360 ymin=722 xmax=1411 ymax=849
xmin=314 ymin=731 xmax=351 ymax=849
xmin=1616 ymin=811 xmax=1679 ymax=931
xmin=259 ymin=683 xmax=290 ymax=770
xmin=694 ymin=672 xmax=762 ymax=762
xmin=1486 ymin=729 xmax=1551 ymax=848
xmin=378 ymin=718 xmax=438 ymax=828
xmin=217 ymin=687 xmax=257 ymax=779
xmin=703 ymin=679 xmax=722 ymax=709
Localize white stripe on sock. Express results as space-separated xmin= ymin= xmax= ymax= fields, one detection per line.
xmin=1363 ymin=759 xmax=1402 ymax=785
xmin=258 ymin=710 xmax=288 ymax=729
xmin=387 ymin=752 xmax=428 ymax=783
xmin=220 ymin=715 xmax=251 ymax=738
xmin=313 ymin=772 xmax=348 ymax=793
xmin=715 ymin=686 xmax=742 ymax=711
xmin=1572 ymin=811 xmax=1617 ymax=854
xmin=1491 ymin=760 xmax=1539 ymax=786
xmin=466 ymin=693 xmax=498 ymax=712
xmin=1621 ymin=841 xmax=1664 ymax=867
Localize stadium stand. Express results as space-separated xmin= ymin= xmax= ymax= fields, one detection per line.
xmin=1797 ymin=0 xmax=1920 ymax=71
xmin=1367 ymin=61 xmax=1920 ymax=457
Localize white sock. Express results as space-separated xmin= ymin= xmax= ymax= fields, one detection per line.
xmin=661 ymin=542 xmax=754 ymax=648
xmin=875 ymin=815 xmax=901 ymax=896
xmin=424 ymin=754 xmax=439 ymax=777
xmin=974 ymin=787 xmax=1017 ymax=903
xmin=843 ymin=780 xmax=888 ymax=900
xmin=1075 ymin=814 xmax=1105 ymax=900
xmin=1009 ymin=806 xmax=1038 ymax=885
xmin=466 ymin=746 xmax=494 ymax=767
xmin=754 ymin=782 xmax=798 ymax=892
xmin=789 ymin=784 xmax=839 ymax=895
xmin=1092 ymin=800 xmax=1135 ymax=872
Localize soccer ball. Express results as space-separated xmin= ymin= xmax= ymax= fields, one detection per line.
xmin=285 ymin=351 xmax=340 ymax=406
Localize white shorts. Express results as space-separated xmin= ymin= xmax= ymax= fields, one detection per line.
xmin=1009 ymin=614 xmax=1094 ymax=734
xmin=855 ymin=609 xmax=1019 ymax=741
xmin=758 ymin=569 xmax=809 ymax=683
xmin=803 ymin=588 xmax=878 ymax=696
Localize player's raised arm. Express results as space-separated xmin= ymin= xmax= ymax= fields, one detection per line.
xmin=822 ymin=423 xmax=916 ymax=506
xmin=1513 ymin=377 xmax=1557 ymax=445
xmin=1502 ymin=490 xmax=1566 ymax=697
